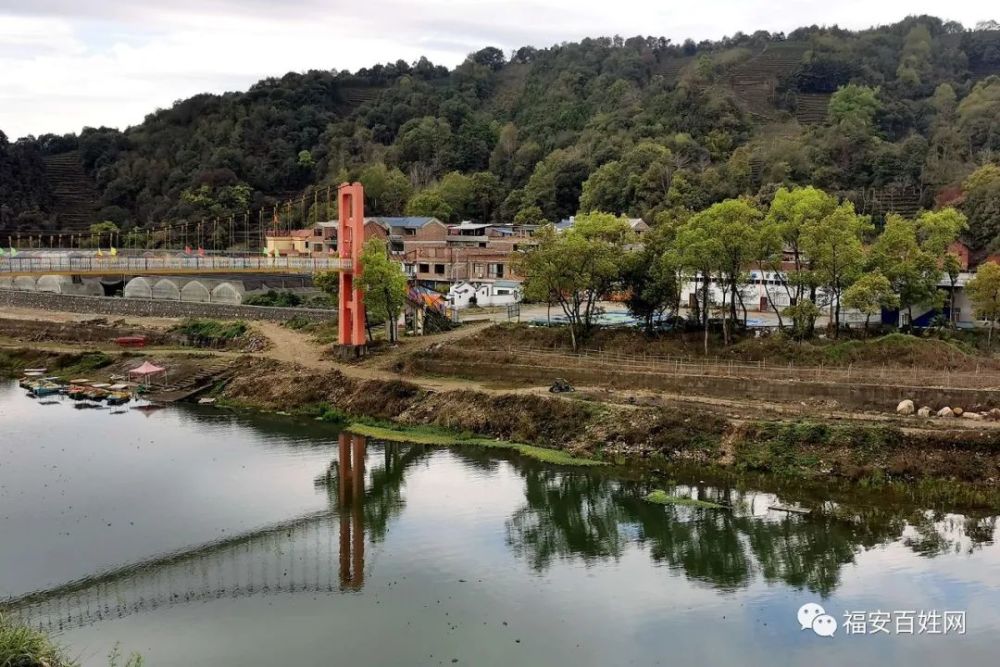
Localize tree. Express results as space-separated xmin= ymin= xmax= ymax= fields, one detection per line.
xmin=960 ymin=165 xmax=1000 ymax=250
xmin=621 ymin=225 xmax=678 ymax=333
xmin=957 ymin=76 xmax=1000 ymax=155
xmin=828 ymin=84 xmax=881 ymax=128
xmin=842 ymin=271 xmax=898 ymax=335
xmin=522 ymin=149 xmax=589 ymax=222
xmin=517 ymin=213 xmax=632 ymax=351
xmin=405 ymin=190 xmax=453 ymax=221
xmin=313 ymin=270 xmax=339 ymax=297
xmin=760 ymin=187 xmax=837 ymax=336
xmin=358 ymin=238 xmax=408 ymax=344
xmin=870 ymin=211 xmax=964 ymax=329
xmin=359 ymin=163 xmax=413 ymax=215
xmin=672 ymin=200 xmax=761 ymax=351
xmin=579 ymin=142 xmax=674 ymax=217
xmin=801 ymin=201 xmax=871 ymax=335
xmin=966 ymin=261 xmax=1000 ymax=350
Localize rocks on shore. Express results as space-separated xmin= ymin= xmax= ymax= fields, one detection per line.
xmin=895 ymin=399 xmax=1000 ymax=421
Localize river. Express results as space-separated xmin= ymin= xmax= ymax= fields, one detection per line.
xmin=1 ymin=380 xmax=999 ymax=666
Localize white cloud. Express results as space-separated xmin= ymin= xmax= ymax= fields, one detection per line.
xmin=0 ymin=1 xmax=995 ymax=139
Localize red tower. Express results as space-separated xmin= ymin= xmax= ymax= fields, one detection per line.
xmin=338 ymin=183 xmax=366 ymax=354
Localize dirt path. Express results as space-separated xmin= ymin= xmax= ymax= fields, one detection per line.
xmin=249 ymin=320 xmax=506 ymax=393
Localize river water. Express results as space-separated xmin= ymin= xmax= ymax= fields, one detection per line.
xmin=1 ymin=380 xmax=999 ymax=666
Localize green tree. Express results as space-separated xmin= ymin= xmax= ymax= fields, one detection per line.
xmin=579 ymin=142 xmax=674 ymax=217
xmin=673 ymin=199 xmax=762 ymax=350
xmin=828 ymin=84 xmax=881 ymax=128
xmin=517 ymin=213 xmax=632 ymax=351
xmin=842 ymin=271 xmax=899 ymax=335
xmin=522 ymin=148 xmax=589 ymax=222
xmin=870 ymin=211 xmax=963 ymax=329
xmin=313 ymin=270 xmax=339 ymax=298
xmin=760 ymin=186 xmax=837 ymax=336
xmin=960 ymin=165 xmax=1000 ymax=250
xmin=359 ymin=163 xmax=413 ymax=215
xmin=967 ymin=261 xmax=1000 ymax=349
xmin=801 ymin=201 xmax=871 ymax=334
xmin=404 ymin=190 xmax=453 ymax=221
xmin=957 ymin=76 xmax=1000 ymax=155
xmin=621 ymin=225 xmax=678 ymax=334
xmin=85 ymin=221 xmax=120 ymax=248
xmin=359 ymin=238 xmax=408 ymax=344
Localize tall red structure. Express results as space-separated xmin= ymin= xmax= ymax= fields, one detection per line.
xmin=337 ymin=182 xmax=366 ymax=354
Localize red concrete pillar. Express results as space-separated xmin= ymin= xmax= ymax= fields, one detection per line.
xmin=338 ymin=183 xmax=366 ymax=352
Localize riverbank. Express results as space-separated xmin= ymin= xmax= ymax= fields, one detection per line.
xmin=209 ymin=356 xmax=1000 ymax=497
xmin=4 ymin=337 xmax=1000 ymax=509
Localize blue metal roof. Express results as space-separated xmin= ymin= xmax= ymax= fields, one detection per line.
xmin=369 ymin=216 xmax=438 ymax=229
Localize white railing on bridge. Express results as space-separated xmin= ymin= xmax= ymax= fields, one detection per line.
xmin=0 ymin=253 xmax=350 ymax=276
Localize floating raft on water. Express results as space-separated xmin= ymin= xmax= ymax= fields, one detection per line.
xmin=769 ymin=504 xmax=811 ymax=515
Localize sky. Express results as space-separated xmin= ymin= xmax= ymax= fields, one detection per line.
xmin=0 ymin=0 xmax=995 ymax=140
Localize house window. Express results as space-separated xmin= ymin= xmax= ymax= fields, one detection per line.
xmin=488 ymin=263 xmax=504 ymax=278
xmin=434 ymin=264 xmax=445 ymax=275
xmin=391 ymin=240 xmax=404 ymax=253
xmin=404 ymin=228 xmax=416 ymax=236
xmin=419 ymin=263 xmax=429 ymax=273
xmin=496 ymin=289 xmax=510 ymax=295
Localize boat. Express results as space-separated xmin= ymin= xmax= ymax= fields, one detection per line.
xmin=66 ymin=385 xmax=90 ymax=400
xmin=105 ymin=391 xmax=132 ymax=406
xmin=29 ymin=380 xmax=64 ymax=397
xmin=83 ymin=387 xmax=109 ymax=401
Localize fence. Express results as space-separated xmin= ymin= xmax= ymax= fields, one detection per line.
xmin=467 ymin=345 xmax=1000 ymax=390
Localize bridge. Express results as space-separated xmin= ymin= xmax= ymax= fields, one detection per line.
xmin=0 ymin=253 xmax=350 ymax=278
xmin=0 ymin=434 xmax=431 ymax=633
xmin=1 ymin=182 xmax=371 ymax=350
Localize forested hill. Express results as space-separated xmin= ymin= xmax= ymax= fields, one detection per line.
xmin=4 ymin=15 xmax=1000 ymax=250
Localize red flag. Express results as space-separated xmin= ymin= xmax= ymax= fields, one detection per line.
xmin=184 ymin=245 xmax=192 ymax=255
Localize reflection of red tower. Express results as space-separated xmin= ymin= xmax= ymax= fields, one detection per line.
xmin=338 ymin=432 xmax=366 ymax=590
xmin=338 ymin=183 xmax=366 ymax=355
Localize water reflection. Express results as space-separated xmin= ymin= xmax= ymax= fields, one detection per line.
xmin=500 ymin=464 xmax=998 ymax=596
xmin=4 ymin=432 xmax=997 ymax=635
xmin=2 ymin=433 xmax=433 ymax=631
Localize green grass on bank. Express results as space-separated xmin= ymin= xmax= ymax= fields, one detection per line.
xmin=347 ymin=422 xmax=606 ymax=467
xmin=0 ymin=613 xmax=72 ymax=666
xmin=644 ymin=490 xmax=725 ymax=509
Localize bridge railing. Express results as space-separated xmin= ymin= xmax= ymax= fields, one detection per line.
xmin=0 ymin=254 xmax=350 ymax=275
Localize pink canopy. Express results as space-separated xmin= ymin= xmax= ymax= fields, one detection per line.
xmin=128 ymin=362 xmax=166 ymax=377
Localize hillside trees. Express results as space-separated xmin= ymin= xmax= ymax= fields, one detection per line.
xmin=6 ymin=17 xmax=1000 ymax=243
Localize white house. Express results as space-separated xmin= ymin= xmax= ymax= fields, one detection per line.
xmin=447 ymin=280 xmax=522 ymax=309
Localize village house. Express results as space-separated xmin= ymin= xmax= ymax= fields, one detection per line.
xmin=677 ymin=240 xmax=990 ymax=328
xmin=261 ymin=215 xmax=535 ymax=310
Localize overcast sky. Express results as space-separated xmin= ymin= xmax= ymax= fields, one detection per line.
xmin=0 ymin=1 xmax=994 ymax=140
